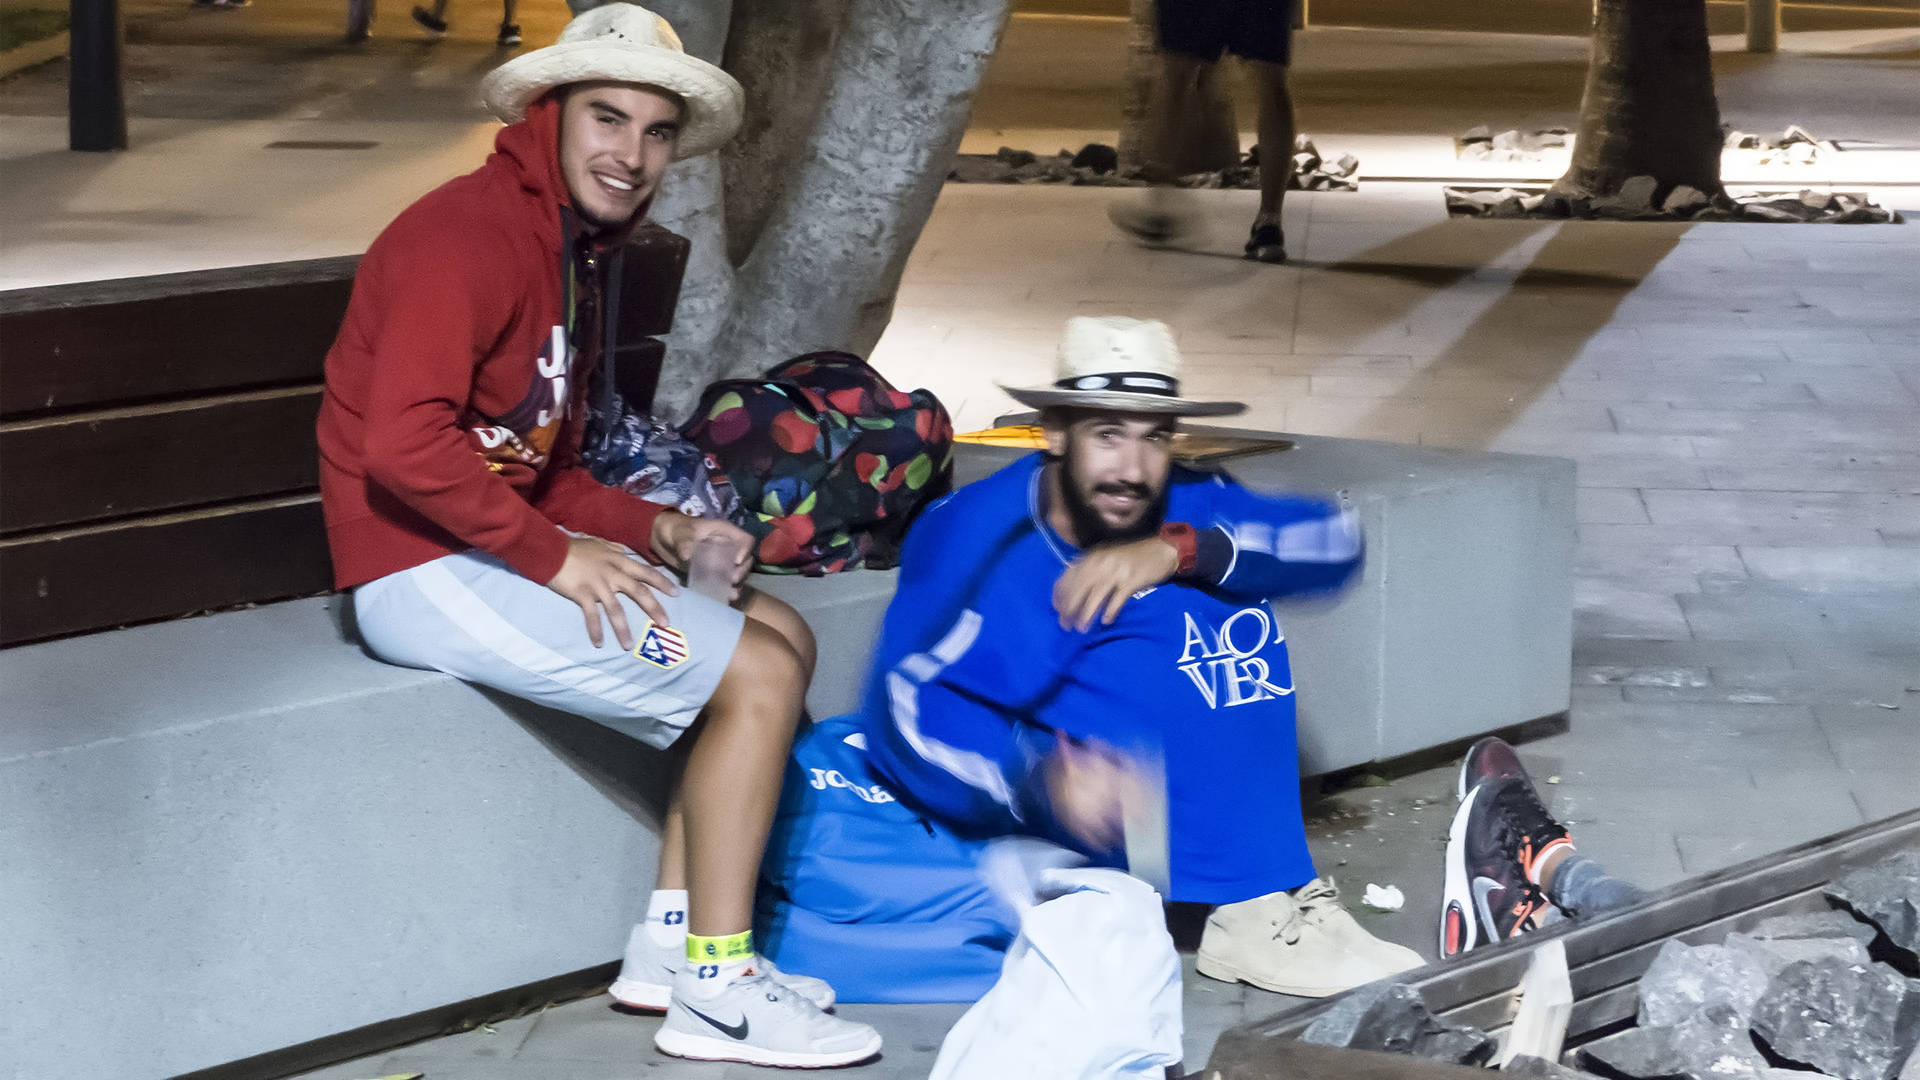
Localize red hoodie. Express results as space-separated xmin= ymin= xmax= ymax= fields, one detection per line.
xmin=316 ymin=97 xmax=666 ymax=589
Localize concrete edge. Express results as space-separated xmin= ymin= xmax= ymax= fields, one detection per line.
xmin=168 ymin=961 xmax=619 ymax=1080
xmin=0 ymin=29 xmax=67 ymax=81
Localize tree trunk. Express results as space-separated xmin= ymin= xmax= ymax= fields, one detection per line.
xmin=1553 ymin=0 xmax=1724 ymax=203
xmin=716 ymin=0 xmax=854 ymax=267
xmin=643 ymin=0 xmax=1013 ymax=421
xmin=1117 ymin=0 xmax=1159 ymax=172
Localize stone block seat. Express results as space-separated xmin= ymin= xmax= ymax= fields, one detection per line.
xmin=1 ymin=432 xmax=1571 ymax=1080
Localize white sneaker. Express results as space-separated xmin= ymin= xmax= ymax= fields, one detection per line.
xmin=1195 ymin=877 xmax=1424 ymax=997
xmin=654 ymin=967 xmax=882 ymax=1068
xmin=609 ymin=925 xmax=835 ymax=1011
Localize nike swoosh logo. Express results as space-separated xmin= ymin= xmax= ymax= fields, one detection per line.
xmin=1472 ymin=875 xmax=1504 ymax=935
xmin=683 ymin=1002 xmax=749 ymax=1041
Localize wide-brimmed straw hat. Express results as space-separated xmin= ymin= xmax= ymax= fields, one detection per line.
xmin=1001 ymin=316 xmax=1246 ymax=418
xmin=480 ymin=3 xmax=744 ymax=160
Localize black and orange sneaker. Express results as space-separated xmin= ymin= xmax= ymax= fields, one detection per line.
xmin=1438 ymin=772 xmax=1574 ymax=959
xmin=1456 ymin=735 xmax=1532 ymax=801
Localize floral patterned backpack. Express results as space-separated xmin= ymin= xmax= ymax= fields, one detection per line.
xmin=683 ymin=352 xmax=955 ymax=575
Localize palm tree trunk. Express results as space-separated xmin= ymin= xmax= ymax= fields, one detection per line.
xmin=644 ymin=0 xmax=1013 ymax=421
xmin=1553 ymin=0 xmax=1724 ymax=203
xmin=1117 ymin=0 xmax=1158 ymax=171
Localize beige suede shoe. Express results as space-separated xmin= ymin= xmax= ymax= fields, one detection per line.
xmin=1195 ymin=878 xmax=1424 ymax=997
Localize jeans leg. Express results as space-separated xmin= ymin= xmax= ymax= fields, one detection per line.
xmin=1546 ymin=853 xmax=1649 ymax=919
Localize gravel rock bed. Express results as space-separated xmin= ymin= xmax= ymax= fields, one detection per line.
xmin=1300 ymin=848 xmax=1920 ymax=1080
xmin=947 ymin=136 xmax=1359 ymax=192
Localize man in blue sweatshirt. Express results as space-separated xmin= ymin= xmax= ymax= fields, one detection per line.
xmin=859 ymin=315 xmax=1422 ymax=997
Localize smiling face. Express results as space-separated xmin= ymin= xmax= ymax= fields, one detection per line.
xmin=557 ymin=81 xmax=683 ymax=231
xmin=1043 ymin=409 xmax=1176 ymax=546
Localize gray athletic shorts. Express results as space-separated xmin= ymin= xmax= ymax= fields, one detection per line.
xmin=353 ymin=549 xmax=746 ymax=749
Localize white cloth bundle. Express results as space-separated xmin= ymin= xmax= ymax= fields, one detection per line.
xmin=930 ymin=839 xmax=1184 ymax=1080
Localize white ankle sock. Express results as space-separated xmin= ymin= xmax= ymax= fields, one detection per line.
xmin=679 ymin=957 xmax=754 ymax=999
xmin=644 ymin=889 xmax=689 ymax=948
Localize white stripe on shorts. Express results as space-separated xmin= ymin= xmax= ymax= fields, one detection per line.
xmin=411 ymin=558 xmax=666 ymax=717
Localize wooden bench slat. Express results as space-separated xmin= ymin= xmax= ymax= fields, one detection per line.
xmin=0 ymin=497 xmax=332 ymax=645
xmin=0 ymin=232 xmax=691 ymax=644
xmin=0 ymin=388 xmax=323 ymax=535
xmin=0 ymin=274 xmax=354 ymax=418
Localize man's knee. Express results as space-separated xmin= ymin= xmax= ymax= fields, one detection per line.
xmin=711 ymin=618 xmax=806 ymax=717
xmin=742 ymin=590 xmax=818 ymax=681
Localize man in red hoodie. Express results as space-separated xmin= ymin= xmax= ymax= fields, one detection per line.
xmin=315 ymin=4 xmax=881 ymax=1068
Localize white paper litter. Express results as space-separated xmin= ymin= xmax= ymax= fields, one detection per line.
xmin=1362 ymin=883 xmax=1405 ymax=911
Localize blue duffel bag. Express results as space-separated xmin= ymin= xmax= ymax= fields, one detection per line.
xmin=756 ymin=714 xmax=1016 ymax=1003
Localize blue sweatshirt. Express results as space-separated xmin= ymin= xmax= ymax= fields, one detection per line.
xmin=857 ymin=452 xmax=1363 ymax=903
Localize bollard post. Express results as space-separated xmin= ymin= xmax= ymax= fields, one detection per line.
xmin=1746 ymin=0 xmax=1781 ymax=52
xmin=68 ymin=0 xmax=128 ymax=151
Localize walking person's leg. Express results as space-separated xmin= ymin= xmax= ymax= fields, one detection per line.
xmin=1244 ymin=57 xmax=1294 ymax=262
xmin=1110 ymin=0 xmax=1235 ymax=247
xmin=1230 ymin=0 xmax=1299 ymax=262
xmin=1110 ymin=50 xmax=1219 ymax=246
xmin=497 ymin=0 xmax=520 ymax=47
xmin=345 ymin=0 xmax=375 ymax=43
xmin=412 ymin=0 xmax=451 ymax=36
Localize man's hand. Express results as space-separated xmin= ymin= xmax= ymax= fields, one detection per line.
xmin=1053 ymin=535 xmax=1180 ymax=632
xmin=650 ymin=511 xmax=755 ymax=602
xmin=547 ymin=535 xmax=682 ymax=651
xmin=1043 ymin=739 xmax=1147 ymax=851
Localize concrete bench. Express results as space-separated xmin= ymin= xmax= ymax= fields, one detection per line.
xmin=0 ymin=434 xmax=1571 ymax=1080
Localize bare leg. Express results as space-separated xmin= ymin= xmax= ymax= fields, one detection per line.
xmin=680 ymin=620 xmax=806 ymax=936
xmin=738 ymin=588 xmax=818 ymax=685
xmin=1143 ymin=51 xmax=1217 ymax=184
xmin=651 ymin=589 xmax=813 ymax=897
xmin=501 ymin=0 xmax=515 ymax=26
xmin=1244 ymin=58 xmax=1294 ymax=261
xmin=650 ymin=589 xmax=815 ymax=900
xmin=655 ymin=773 xmax=688 ymax=890
xmin=1112 ymin=51 xmax=1219 ymax=245
xmin=1247 ymin=58 xmax=1296 ymax=219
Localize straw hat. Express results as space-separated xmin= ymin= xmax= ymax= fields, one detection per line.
xmin=480 ymin=3 xmax=744 ymax=160
xmin=1001 ymin=316 xmax=1246 ymax=417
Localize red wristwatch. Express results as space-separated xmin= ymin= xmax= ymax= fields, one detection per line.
xmin=1158 ymin=521 xmax=1198 ymax=576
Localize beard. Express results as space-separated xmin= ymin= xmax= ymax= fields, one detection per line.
xmin=1058 ymin=444 xmax=1169 ymax=546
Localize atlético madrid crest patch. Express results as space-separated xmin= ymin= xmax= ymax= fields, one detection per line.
xmin=633 ymin=622 xmax=691 ymax=669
